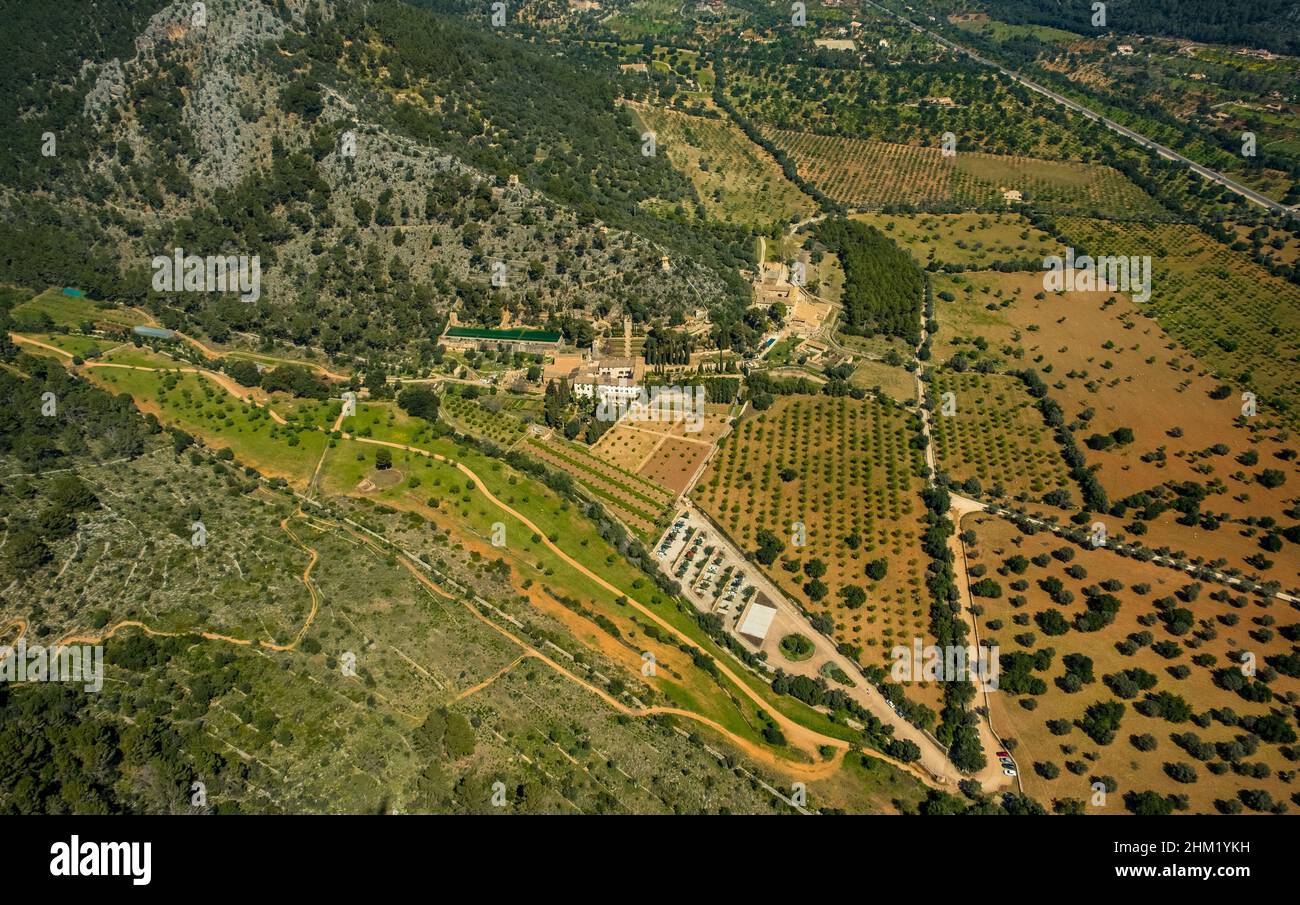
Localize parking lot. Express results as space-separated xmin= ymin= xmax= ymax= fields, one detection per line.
xmin=653 ymin=510 xmax=762 ymax=624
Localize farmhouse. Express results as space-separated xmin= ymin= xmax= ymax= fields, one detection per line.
xmin=572 ymin=356 xmax=643 ymax=404
xmin=752 ymin=260 xmax=804 ymax=306
xmin=737 ymin=595 xmax=779 ymax=646
xmin=573 ymin=375 xmax=641 ymax=405
xmin=592 ymin=356 xmax=637 ymax=381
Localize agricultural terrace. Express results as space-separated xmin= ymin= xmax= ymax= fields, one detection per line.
xmin=6 ymin=445 xmax=318 ymax=645
xmin=591 ymin=405 xmax=731 ymax=496
xmin=1057 ymin=218 xmax=1300 ymax=428
xmin=523 ymin=435 xmax=675 ymax=538
xmin=855 ymin=212 xmax=1059 ymax=268
xmin=13 ymin=362 xmax=911 ymax=813
xmin=696 ymin=395 xmax=932 ymax=667
xmin=760 ymin=128 xmax=1163 ymax=215
xmin=85 ymin=341 xmax=872 ymax=775
xmin=964 ymin=513 xmax=1300 ymax=815
xmin=264 ymin=515 xmax=797 ymax=813
xmin=440 ymin=391 xmax=529 ymax=447
xmin=627 ymin=102 xmax=814 ymax=230
xmin=454 ymin=655 xmax=823 ymax=813
xmin=929 ymin=371 xmax=1074 ymax=505
xmin=83 ymin=347 xmax=867 ymax=775
xmin=14 ymin=443 xmax=829 ymax=813
xmin=929 ymin=268 xmax=1300 ymax=590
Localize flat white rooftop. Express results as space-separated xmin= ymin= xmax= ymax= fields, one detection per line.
xmin=738 ymin=598 xmax=778 ymax=644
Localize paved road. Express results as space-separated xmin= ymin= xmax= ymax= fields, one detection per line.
xmin=863 ymin=0 xmax=1298 ymax=220
xmin=662 ymin=499 xmax=1010 ymax=790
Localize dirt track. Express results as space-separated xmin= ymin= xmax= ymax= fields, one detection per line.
xmin=337 ymin=517 xmax=851 ymax=782
xmin=16 ymin=334 xmax=944 ymax=790
xmin=54 ymin=511 xmax=320 ymax=652
xmin=336 ymin=433 xmax=944 ymax=785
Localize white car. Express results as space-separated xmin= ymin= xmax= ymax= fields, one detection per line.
xmin=1004 ymin=768 xmax=1017 ymax=777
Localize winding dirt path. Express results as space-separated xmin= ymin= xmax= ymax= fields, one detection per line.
xmin=336 ymin=434 xmax=945 ymax=784
xmin=164 ymin=327 xmax=351 ymax=382
xmin=10 ymin=334 xmax=72 ymax=358
xmin=54 ymin=511 xmax=320 ymax=652
xmin=81 ymin=361 xmax=289 ymax=425
xmin=333 ymin=517 xmax=852 ymax=782
xmin=19 ymin=340 xmax=940 ymax=788
xmin=947 ymin=497 xmax=1017 ymax=790
xmin=0 ymin=618 xmax=28 ymax=659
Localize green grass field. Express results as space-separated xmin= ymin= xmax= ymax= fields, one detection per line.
xmin=11 ymin=287 xmax=150 ymax=330
xmin=74 ymin=355 xmax=911 ymax=781
xmin=855 ymin=212 xmax=1059 ymax=268
xmin=89 ymin=366 xmax=328 ymax=485
xmin=21 ymin=332 xmax=110 ymax=357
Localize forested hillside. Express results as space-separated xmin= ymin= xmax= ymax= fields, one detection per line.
xmin=0 ymin=0 xmax=172 ymax=192
xmin=0 ymin=0 xmax=759 ymax=366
